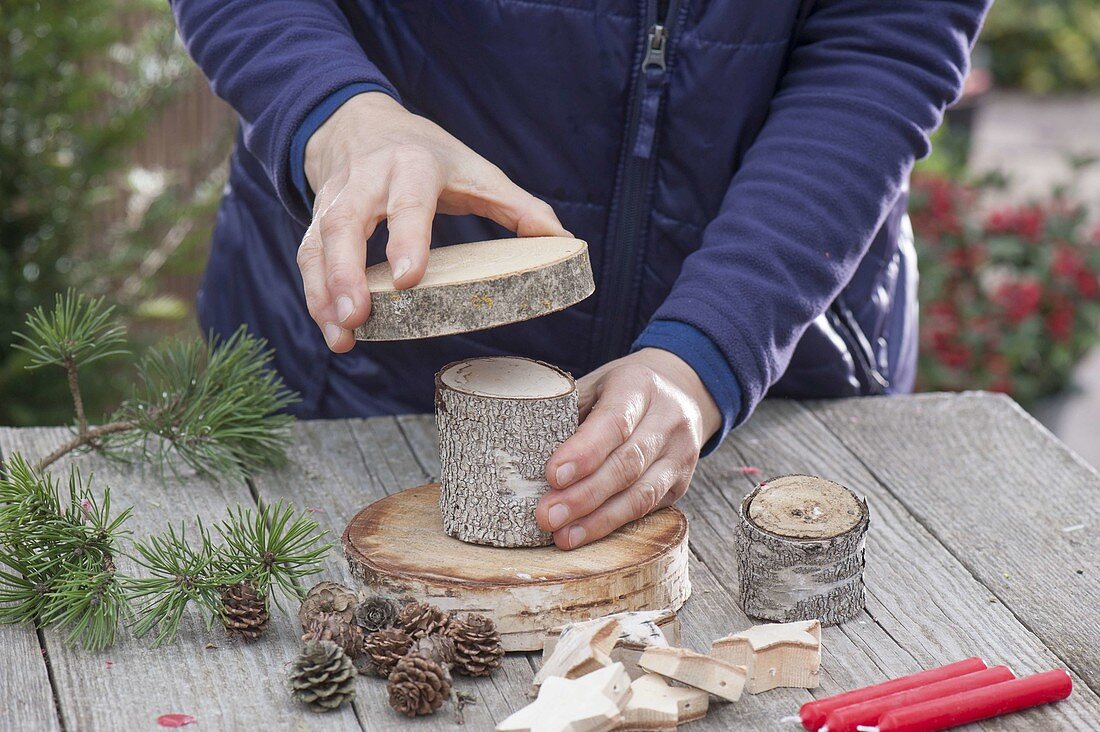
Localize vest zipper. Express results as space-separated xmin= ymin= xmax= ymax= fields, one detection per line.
xmin=590 ymin=0 xmax=679 ymax=368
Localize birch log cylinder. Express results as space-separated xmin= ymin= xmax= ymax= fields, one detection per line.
xmin=436 ymin=356 xmax=578 ymax=547
xmin=735 ymin=475 xmax=869 ymax=625
xmin=356 ymin=237 xmax=594 ymax=341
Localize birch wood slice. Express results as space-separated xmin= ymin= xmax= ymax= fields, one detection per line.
xmin=436 ymin=356 xmax=577 ymax=547
xmin=735 ymin=475 xmax=869 ymax=626
xmin=342 ymin=483 xmax=691 ymax=651
xmin=355 ymin=236 xmax=594 ymax=340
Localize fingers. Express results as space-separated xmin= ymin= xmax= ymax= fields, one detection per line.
xmin=550 ymin=459 xmax=688 ymax=549
xmin=545 ymin=376 xmax=651 ymax=491
xmin=444 ymin=159 xmax=570 ymax=238
xmin=317 ymin=179 xmax=378 ymax=342
xmin=298 ymin=177 xmax=359 ymax=352
xmin=384 ymin=154 xmax=443 ymax=289
xmin=537 ymin=417 xmax=664 ymax=533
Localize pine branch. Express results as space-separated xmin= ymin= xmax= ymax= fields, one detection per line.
xmin=126 ymin=521 xmax=231 ymax=646
xmin=0 ymin=454 xmax=130 ymax=650
xmin=34 ymin=420 xmax=140 ymax=472
xmin=13 ymin=290 xmax=128 ymax=435
xmin=104 ymin=326 xmax=298 ymax=481
xmin=215 ymin=500 xmax=332 ymax=609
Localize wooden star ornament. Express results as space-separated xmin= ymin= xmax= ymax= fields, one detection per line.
xmin=498 ymin=662 xmax=632 ymax=732
xmin=710 ymin=619 xmax=821 ymax=693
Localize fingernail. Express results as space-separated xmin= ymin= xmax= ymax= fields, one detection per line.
xmin=555 ymin=463 xmax=575 ymax=488
xmin=323 ymin=322 xmax=341 ymax=348
xmin=336 ymin=296 xmax=354 ymax=324
xmin=548 ymin=504 xmax=570 ymax=530
xmin=567 ymin=525 xmax=587 ymax=549
xmin=391 ymin=257 xmax=412 ymax=282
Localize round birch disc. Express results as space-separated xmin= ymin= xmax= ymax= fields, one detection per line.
xmin=736 ymin=475 xmax=869 ymax=626
xmin=342 ymin=483 xmax=691 ymax=651
xmin=355 ymin=236 xmax=594 ymax=340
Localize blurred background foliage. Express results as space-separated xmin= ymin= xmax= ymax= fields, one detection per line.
xmin=1 ymin=0 xmax=233 ymax=426
xmin=1 ymin=0 xmax=1098 ymax=426
xmin=982 ymin=0 xmax=1100 ymax=93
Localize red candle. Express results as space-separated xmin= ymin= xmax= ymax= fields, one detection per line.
xmin=800 ymin=658 xmax=987 ymax=731
xmin=821 ymin=667 xmax=1015 ymax=732
xmin=873 ymin=669 xmax=1073 ymax=732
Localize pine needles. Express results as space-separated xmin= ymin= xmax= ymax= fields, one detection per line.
xmin=13 ymin=290 xmax=298 ymax=478
xmin=106 ymin=329 xmax=296 ymax=480
xmin=0 ymin=457 xmax=332 ymax=649
xmin=0 ymin=454 xmax=129 ymax=650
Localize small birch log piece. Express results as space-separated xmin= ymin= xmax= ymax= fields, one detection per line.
xmin=436 ymin=356 xmax=578 ymax=547
xmin=735 ymin=475 xmax=869 ymax=626
xmin=355 ymin=236 xmax=595 ymax=341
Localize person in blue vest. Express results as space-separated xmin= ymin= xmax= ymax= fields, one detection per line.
xmin=172 ymin=1 xmax=990 ymax=549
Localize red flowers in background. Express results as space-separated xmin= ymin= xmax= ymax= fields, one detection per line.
xmin=912 ymin=173 xmax=1100 ymax=405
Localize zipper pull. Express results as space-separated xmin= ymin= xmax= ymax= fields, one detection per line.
xmin=633 ymin=24 xmax=670 ymax=159
xmin=644 ymin=24 xmax=668 ymax=70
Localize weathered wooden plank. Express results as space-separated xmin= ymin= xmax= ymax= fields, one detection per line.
xmin=0 ymin=438 xmax=63 ymax=732
xmin=396 ymin=414 xmax=808 ymax=731
xmin=810 ymin=392 xmax=1100 ymax=693
xmin=0 ymin=626 xmax=61 ymax=731
xmin=0 ymin=427 xmax=360 ymax=732
xmin=249 ymin=417 xmax=540 ymax=730
xmin=706 ymin=399 xmax=1099 ymax=729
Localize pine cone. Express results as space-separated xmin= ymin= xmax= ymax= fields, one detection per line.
xmin=410 ymin=634 xmax=456 ymax=669
xmin=355 ymin=595 xmax=399 ymax=633
xmin=289 ymin=640 xmax=357 ymax=712
xmin=302 ymin=611 xmax=365 ymax=659
xmin=220 ymin=581 xmax=269 ymax=641
xmin=298 ymin=580 xmax=359 ymax=631
xmin=362 ymin=628 xmax=413 ymax=677
xmin=446 ymin=613 xmax=504 ymax=676
xmin=387 ymin=655 xmax=452 ymax=717
xmin=395 ymin=601 xmax=451 ymax=639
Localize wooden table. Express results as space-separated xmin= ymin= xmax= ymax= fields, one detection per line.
xmin=1 ymin=393 xmax=1097 ymax=731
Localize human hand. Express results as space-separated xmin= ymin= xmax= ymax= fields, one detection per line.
xmin=297 ymin=91 xmax=569 ymax=351
xmin=535 ymin=348 xmax=722 ymax=549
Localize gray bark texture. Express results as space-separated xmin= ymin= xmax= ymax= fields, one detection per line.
xmin=355 ymin=242 xmax=594 ymax=341
xmin=734 ymin=478 xmax=869 ymax=626
xmin=435 ymin=358 xmax=578 ymax=547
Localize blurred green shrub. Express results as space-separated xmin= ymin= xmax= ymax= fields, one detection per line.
xmin=1 ymin=1 xmax=228 ymax=426
xmin=983 ymin=0 xmax=1100 ymax=92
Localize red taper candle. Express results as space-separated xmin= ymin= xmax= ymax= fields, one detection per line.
xmin=872 ymin=669 xmax=1072 ymax=732
xmin=799 ymin=658 xmax=987 ymax=731
xmin=821 ymin=667 xmax=1015 ymax=732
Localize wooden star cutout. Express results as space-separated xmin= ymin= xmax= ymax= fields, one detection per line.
xmin=637 ymin=646 xmax=747 ymax=702
xmin=711 ymin=620 xmax=821 ymax=693
xmin=499 ymin=662 xmax=632 ymax=732
xmin=620 ymin=673 xmax=709 ymax=731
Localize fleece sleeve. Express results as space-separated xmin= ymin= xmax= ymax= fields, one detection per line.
xmin=169 ymin=0 xmax=400 ymax=224
xmin=642 ymin=0 xmax=990 ymax=435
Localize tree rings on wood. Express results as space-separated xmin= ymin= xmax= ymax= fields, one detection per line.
xmin=735 ymin=475 xmax=869 ymax=626
xmin=342 ymin=483 xmax=691 ymax=651
xmin=436 ymin=356 xmax=578 ymax=547
xmin=354 ymin=236 xmax=595 ymax=340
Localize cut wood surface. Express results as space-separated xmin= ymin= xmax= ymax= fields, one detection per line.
xmin=736 ymin=475 xmax=869 ymax=626
xmin=711 ymin=620 xmax=822 ymax=693
xmin=622 ymin=673 xmax=709 ymax=726
xmin=532 ymin=617 xmax=620 ymax=693
xmin=355 ymin=236 xmax=594 ymax=340
xmin=637 ymin=646 xmax=747 ymax=702
xmin=343 ymin=483 xmax=691 ymax=651
xmin=436 ymin=356 xmax=577 ymax=547
xmin=3 ymin=394 xmax=1099 ymax=731
xmin=498 ymin=662 xmax=632 ymax=732
xmin=543 ymin=610 xmax=680 ymax=680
